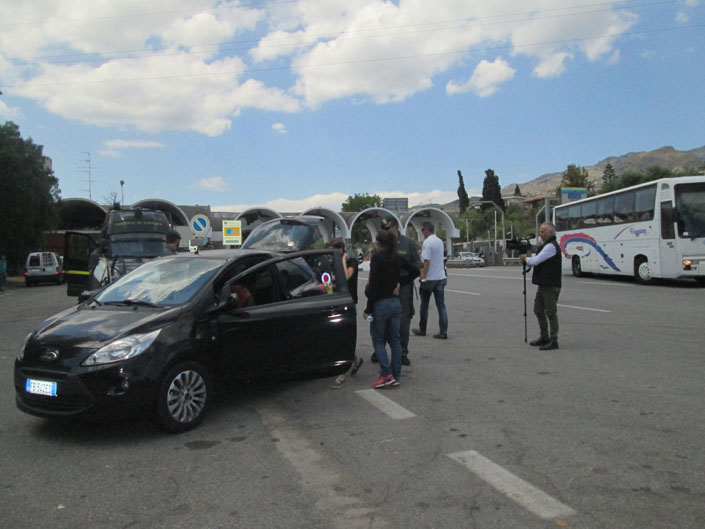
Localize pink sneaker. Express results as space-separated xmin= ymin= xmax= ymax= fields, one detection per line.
xmin=373 ymin=374 xmax=393 ymax=389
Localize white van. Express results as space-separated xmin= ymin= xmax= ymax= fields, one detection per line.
xmin=24 ymin=252 xmax=63 ymax=286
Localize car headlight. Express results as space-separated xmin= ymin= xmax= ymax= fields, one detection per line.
xmin=82 ymin=329 xmax=161 ymax=366
xmin=18 ymin=333 xmax=33 ymax=361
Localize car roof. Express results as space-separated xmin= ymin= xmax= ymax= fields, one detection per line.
xmin=167 ymin=249 xmax=277 ymax=263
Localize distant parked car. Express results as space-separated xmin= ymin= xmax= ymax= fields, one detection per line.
xmin=458 ymin=252 xmax=485 ymax=267
xmin=24 ymin=252 xmax=63 ymax=286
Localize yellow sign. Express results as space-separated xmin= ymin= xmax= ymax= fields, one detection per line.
xmin=222 ymin=220 xmax=242 ymax=246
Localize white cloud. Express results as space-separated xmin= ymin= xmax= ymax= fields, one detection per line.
xmin=675 ymin=11 xmax=690 ymax=23
xmin=532 ymin=52 xmax=572 ymax=78
xmin=199 ymin=176 xmax=228 ymax=192
xmin=104 ymin=139 xmax=165 ymax=149
xmin=684 ymin=0 xmax=698 ymax=6
xmin=213 ymin=189 xmax=463 ymax=213
xmin=0 ymin=99 xmax=21 ymax=119
xmin=98 ymin=149 xmax=120 ymax=157
xmin=1 ymin=0 xmax=644 ymax=132
xmin=447 ymin=57 xmax=516 ymax=97
xmin=272 ymin=123 xmax=288 ymax=134
xmin=17 ymin=53 xmax=300 ymax=135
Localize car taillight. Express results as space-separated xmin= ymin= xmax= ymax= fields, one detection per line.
xmin=56 ymin=267 xmax=61 ymax=274
xmin=24 ymin=268 xmax=28 ymax=276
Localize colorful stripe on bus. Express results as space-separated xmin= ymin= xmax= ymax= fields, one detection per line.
xmin=559 ymin=232 xmax=620 ymax=272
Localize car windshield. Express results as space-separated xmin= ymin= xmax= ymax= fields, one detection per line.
xmin=94 ymin=257 xmax=225 ymax=307
xmin=243 ymin=221 xmax=324 ymax=251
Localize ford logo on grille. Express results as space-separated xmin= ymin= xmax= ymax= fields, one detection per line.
xmin=40 ymin=350 xmax=59 ymax=362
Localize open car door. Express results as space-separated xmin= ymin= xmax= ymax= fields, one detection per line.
xmin=63 ymin=231 xmax=97 ymax=296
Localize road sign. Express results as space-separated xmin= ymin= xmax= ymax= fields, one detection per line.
xmin=190 ymin=214 xmax=211 ymax=235
xmin=222 ymin=220 xmax=242 ymax=246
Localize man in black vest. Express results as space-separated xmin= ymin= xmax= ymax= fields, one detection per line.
xmin=520 ymin=222 xmax=561 ymax=351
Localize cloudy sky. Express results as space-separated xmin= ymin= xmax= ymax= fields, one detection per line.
xmin=1 ymin=0 xmax=702 ymax=212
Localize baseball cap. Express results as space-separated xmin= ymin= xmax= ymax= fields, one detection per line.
xmin=381 ymin=214 xmax=398 ymax=229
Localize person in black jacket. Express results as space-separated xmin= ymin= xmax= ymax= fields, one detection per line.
xmin=521 ymin=222 xmax=562 ymax=351
xmin=363 ymin=230 xmax=403 ymax=388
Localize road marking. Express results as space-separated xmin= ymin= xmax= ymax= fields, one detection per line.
xmin=446 ymin=289 xmax=481 ymax=296
xmin=558 ymin=303 xmax=611 ymax=313
xmin=355 ymin=389 xmax=416 ymax=420
xmin=577 ymin=280 xmax=633 ymax=287
xmin=257 ymin=404 xmax=390 ymax=529
xmin=447 ymin=450 xmax=577 ymax=520
xmin=448 ymin=272 xmax=520 ymax=280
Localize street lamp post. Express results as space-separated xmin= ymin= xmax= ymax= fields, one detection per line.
xmin=475 ymin=201 xmax=506 ymax=259
xmin=120 ymin=180 xmax=125 ymax=205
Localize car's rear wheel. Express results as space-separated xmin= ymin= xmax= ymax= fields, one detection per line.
xmin=156 ymin=362 xmax=211 ymax=433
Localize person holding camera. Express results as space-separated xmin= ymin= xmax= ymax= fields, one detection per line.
xmin=413 ymin=221 xmax=448 ymax=339
xmin=520 ymin=222 xmax=561 ymax=351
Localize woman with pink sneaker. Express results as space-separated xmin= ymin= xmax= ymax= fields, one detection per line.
xmin=363 ymin=230 xmax=403 ymax=389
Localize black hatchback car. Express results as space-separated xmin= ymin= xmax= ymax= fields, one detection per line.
xmin=15 ymin=249 xmax=356 ymax=432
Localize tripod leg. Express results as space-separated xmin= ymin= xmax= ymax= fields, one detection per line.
xmin=522 ymin=262 xmax=528 ymax=343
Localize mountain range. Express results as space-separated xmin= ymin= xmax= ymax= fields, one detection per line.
xmin=501 ymin=145 xmax=705 ymax=197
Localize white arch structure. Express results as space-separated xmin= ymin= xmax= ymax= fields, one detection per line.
xmin=302 ymin=207 xmax=351 ymax=240
xmin=403 ymin=207 xmax=460 ymax=255
xmin=132 ymin=198 xmax=190 ymax=226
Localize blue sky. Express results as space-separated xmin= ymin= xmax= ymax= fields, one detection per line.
xmin=1 ymin=0 xmax=703 ymax=212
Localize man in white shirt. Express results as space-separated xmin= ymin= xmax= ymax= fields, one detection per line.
xmin=413 ymin=221 xmax=448 ymax=339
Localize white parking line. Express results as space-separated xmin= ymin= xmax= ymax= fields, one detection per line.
xmin=355 ymin=389 xmax=416 ymax=420
xmin=446 ymin=289 xmax=481 ymax=296
xmin=558 ymin=303 xmax=611 ymax=313
xmin=448 ymin=273 xmax=520 ymax=280
xmin=577 ymin=280 xmax=633 ymax=287
xmin=447 ymin=450 xmax=576 ymax=520
xmin=257 ymin=404 xmax=390 ymax=528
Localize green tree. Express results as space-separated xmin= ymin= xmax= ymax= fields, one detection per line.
xmin=341 ymin=193 xmax=382 ymax=212
xmin=602 ymin=163 xmax=616 ymax=188
xmin=341 ymin=193 xmax=382 ymax=255
xmin=0 ymin=122 xmax=61 ymax=273
xmin=481 ymin=169 xmax=504 ymax=211
xmin=513 ymin=184 xmax=522 ymax=196
xmin=558 ymin=163 xmax=593 ymax=195
xmin=457 ymin=170 xmax=469 ymax=213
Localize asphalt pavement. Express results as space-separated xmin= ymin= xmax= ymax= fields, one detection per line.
xmin=1 ymin=270 xmax=704 ymax=529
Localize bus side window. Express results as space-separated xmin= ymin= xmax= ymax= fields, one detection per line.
xmin=660 ymin=201 xmax=675 ymax=239
xmin=568 ymin=204 xmax=581 ymax=229
xmin=555 ymin=210 xmax=569 ymax=231
xmin=582 ymin=200 xmax=596 ymax=227
xmin=635 ymin=185 xmax=656 ymax=221
xmin=596 ymin=196 xmax=614 ymax=225
xmin=614 ymin=191 xmax=635 ymax=223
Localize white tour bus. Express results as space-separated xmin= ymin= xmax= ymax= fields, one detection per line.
xmin=553 ymin=176 xmax=705 ymax=284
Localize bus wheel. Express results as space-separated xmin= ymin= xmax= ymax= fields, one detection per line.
xmin=634 ymin=256 xmax=653 ymax=284
xmin=571 ymin=256 xmax=583 ymax=277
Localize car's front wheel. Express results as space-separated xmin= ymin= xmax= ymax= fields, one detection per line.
xmin=156 ymin=362 xmax=211 ymax=433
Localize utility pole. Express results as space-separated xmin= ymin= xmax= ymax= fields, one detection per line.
xmin=77 ymin=152 xmax=94 ymax=200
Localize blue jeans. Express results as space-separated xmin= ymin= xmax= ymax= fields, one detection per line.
xmin=418 ymin=278 xmax=448 ymax=335
xmin=370 ymin=297 xmax=403 ymax=379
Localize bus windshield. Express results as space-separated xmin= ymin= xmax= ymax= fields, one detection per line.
xmin=675 ymin=182 xmax=705 ymax=239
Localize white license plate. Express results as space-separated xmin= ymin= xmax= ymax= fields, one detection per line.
xmin=25 ymin=378 xmax=58 ymax=397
